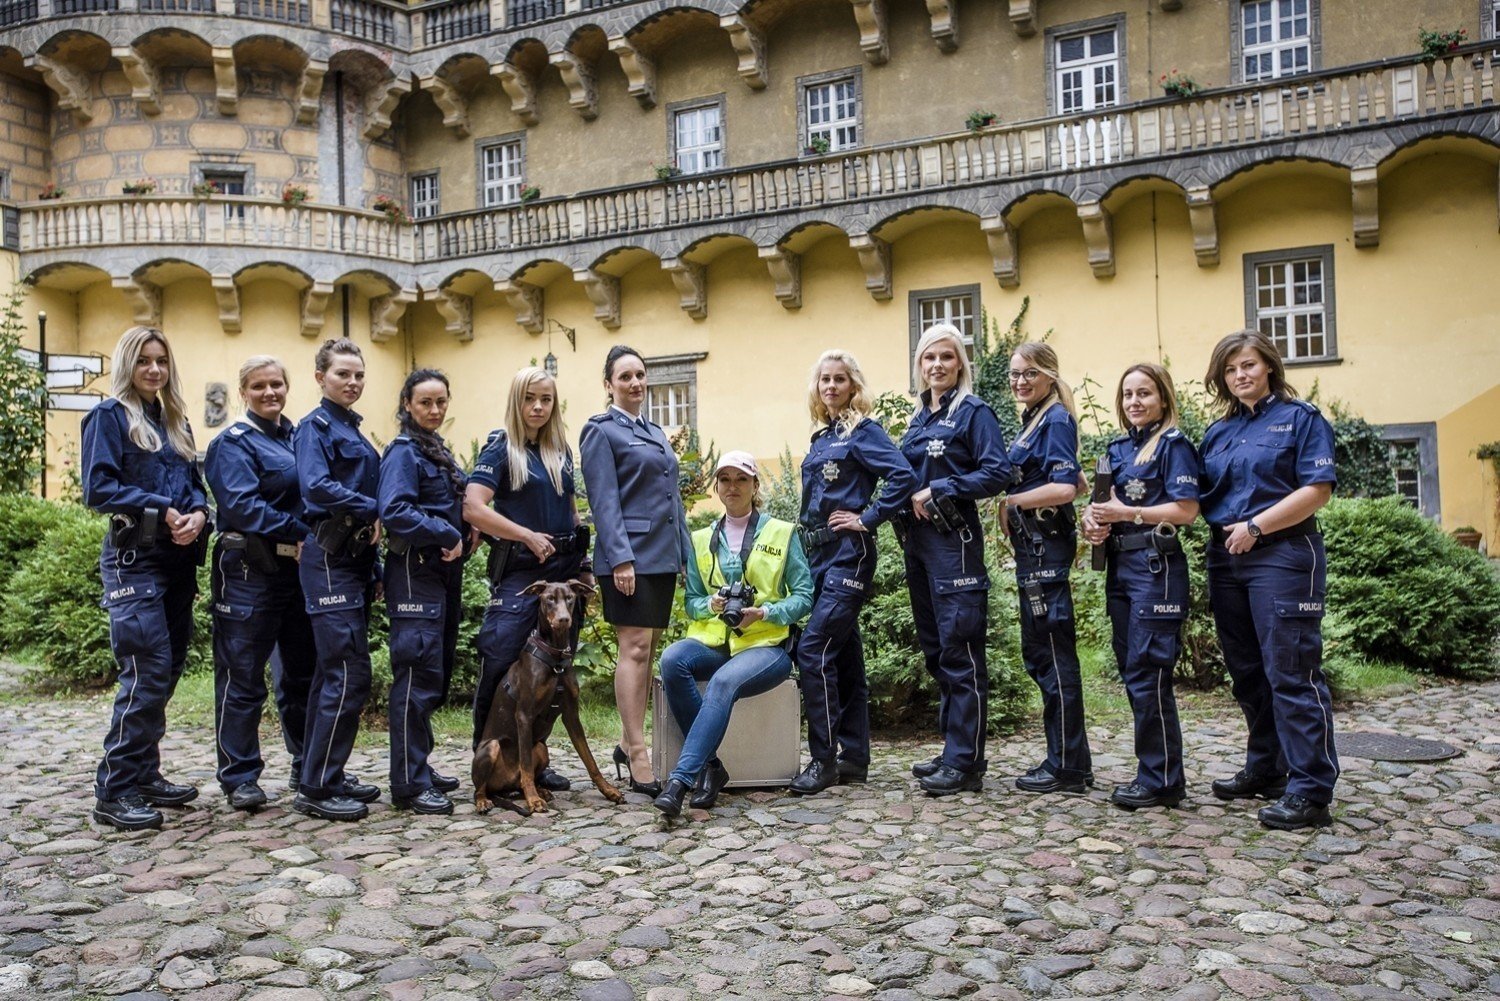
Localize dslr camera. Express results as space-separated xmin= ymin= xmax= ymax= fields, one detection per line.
xmin=716 ymin=580 xmax=759 ymax=629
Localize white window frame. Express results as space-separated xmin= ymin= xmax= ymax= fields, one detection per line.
xmin=478 ymin=137 xmax=525 ymax=208
xmin=410 ymin=171 xmax=439 ymax=219
xmin=671 ymin=101 xmax=725 ymax=175
xmin=1387 ymin=440 xmax=1422 ymax=510
xmin=909 ymin=284 xmax=979 ymax=388
xmin=1243 ymin=245 xmax=1337 ymax=364
xmin=1054 ymin=25 xmax=1120 ymax=114
xmin=1240 ymin=0 xmax=1313 ymax=82
xmin=799 ymin=70 xmax=861 ymax=153
xmin=1486 ymin=0 xmax=1500 ymax=45
xmin=1380 ymin=422 xmax=1440 ymax=519
xmin=194 ymin=163 xmax=251 ymax=221
xmin=643 ymin=352 xmax=705 ymax=432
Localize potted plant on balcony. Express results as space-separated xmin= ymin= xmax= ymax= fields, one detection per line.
xmin=37 ymin=183 xmax=64 ymax=200
xmin=966 ymin=109 xmax=998 ymax=132
xmin=1159 ymin=70 xmax=1200 ymax=98
xmin=519 ymin=185 xmax=541 ymax=202
xmin=372 ymin=194 xmax=409 ymax=224
xmin=804 ymin=135 xmax=831 ymax=156
xmin=281 ymin=183 xmax=309 ymax=206
xmin=121 ymin=178 xmax=156 ymax=196
xmin=193 ymin=179 xmax=221 ymax=198
xmin=1417 ymin=27 xmax=1467 ymax=61
xmin=652 ymin=164 xmax=680 ymax=182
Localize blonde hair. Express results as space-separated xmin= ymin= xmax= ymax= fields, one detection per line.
xmin=911 ymin=324 xmax=974 ymax=414
xmin=505 ymin=367 xmax=569 ymax=494
xmin=1013 ymin=341 xmax=1077 ymax=445
xmin=806 ymin=350 xmax=874 ymax=437
xmin=109 ymin=326 xmax=196 ymax=461
xmin=1115 ymin=363 xmax=1181 ymax=465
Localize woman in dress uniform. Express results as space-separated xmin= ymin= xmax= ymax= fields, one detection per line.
xmin=1081 ymin=363 xmax=1200 ymax=810
xmin=579 ymin=345 xmax=692 ymax=797
xmin=900 ymin=324 xmax=1013 ymax=796
xmin=1199 ymin=330 xmax=1339 ymax=831
xmin=83 ymin=326 xmax=210 ymax=831
xmin=789 ymin=350 xmax=917 ymax=796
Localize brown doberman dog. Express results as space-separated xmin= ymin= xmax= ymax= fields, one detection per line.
xmin=472 ymin=579 xmax=625 ymax=815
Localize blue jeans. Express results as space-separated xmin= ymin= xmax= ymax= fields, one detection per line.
xmin=659 ymin=638 xmax=792 ymax=786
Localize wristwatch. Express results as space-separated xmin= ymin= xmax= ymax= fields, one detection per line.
xmin=1247 ymin=519 xmax=1262 ymax=539
xmin=1133 ymin=508 xmax=1143 ymax=526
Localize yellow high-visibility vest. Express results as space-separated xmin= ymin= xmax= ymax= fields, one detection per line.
xmin=685 ymin=517 xmax=794 ymax=654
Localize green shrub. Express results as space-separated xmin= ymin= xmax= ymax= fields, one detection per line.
xmin=0 ymin=492 xmax=68 ymax=594
xmin=1321 ymin=496 xmax=1500 ymax=677
xmin=2 ymin=505 xmax=112 ymax=687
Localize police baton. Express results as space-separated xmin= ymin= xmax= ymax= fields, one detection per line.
xmin=1089 ymin=454 xmax=1112 ymax=572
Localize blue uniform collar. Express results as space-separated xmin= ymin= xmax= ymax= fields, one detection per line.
xmin=318 ymin=397 xmax=363 ymax=427
xmin=142 ymin=398 xmax=163 ymax=423
xmin=1020 ymin=393 xmax=1060 ymax=427
xmin=245 ymin=410 xmax=293 ymax=439
xmin=1127 ymin=419 xmax=1163 ymax=444
xmin=918 ymin=387 xmax=958 ymax=414
xmin=1234 ymin=392 xmax=1278 ymax=418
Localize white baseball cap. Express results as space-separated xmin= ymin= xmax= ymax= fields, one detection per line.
xmin=715 ymin=450 xmax=758 ymax=477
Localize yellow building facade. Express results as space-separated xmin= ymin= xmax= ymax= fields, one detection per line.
xmin=0 ymin=0 xmax=1497 ymax=547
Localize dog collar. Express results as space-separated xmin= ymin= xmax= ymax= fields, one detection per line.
xmin=525 ymin=631 xmax=573 ymax=673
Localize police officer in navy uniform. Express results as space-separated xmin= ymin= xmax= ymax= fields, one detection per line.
xmin=292 ymin=337 xmax=383 ymax=822
xmin=1082 ymin=363 xmax=1200 ymax=810
xmin=580 ymin=345 xmax=693 ymax=796
xmin=204 ymin=355 xmax=314 ymax=812
xmin=1199 ymin=329 xmax=1339 ymax=831
xmin=83 ymin=326 xmax=210 ymax=831
xmin=466 ymin=367 xmax=588 ymax=799
xmin=379 ymin=369 xmax=468 ymax=816
xmin=901 ymin=324 xmax=1013 ymax=796
xmin=1005 ymin=341 xmax=1093 ymax=795
xmin=789 ymin=350 xmax=917 ymax=796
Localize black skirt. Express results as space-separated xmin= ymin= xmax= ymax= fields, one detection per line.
xmin=598 ymin=572 xmax=678 ymax=629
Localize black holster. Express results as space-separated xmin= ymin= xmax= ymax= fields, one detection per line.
xmin=110 ymin=506 xmax=163 ymax=551
xmin=312 ymin=514 xmax=374 ymax=558
xmin=486 ymin=539 xmax=517 ymax=586
xmin=221 ymin=531 xmax=282 ymax=574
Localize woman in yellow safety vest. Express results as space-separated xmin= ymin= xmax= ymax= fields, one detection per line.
xmin=652 ymin=451 xmax=815 ymax=818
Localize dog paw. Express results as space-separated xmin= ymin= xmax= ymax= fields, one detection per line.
xmin=602 ymin=785 xmax=626 ymax=804
xmin=525 ymin=797 xmax=548 ymax=814
xmin=474 ymin=798 xmax=493 ymax=814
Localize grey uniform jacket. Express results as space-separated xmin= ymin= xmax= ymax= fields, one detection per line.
xmin=579 ymin=410 xmax=692 ymax=577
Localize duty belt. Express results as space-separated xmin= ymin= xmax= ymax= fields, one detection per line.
xmin=1108 ymin=523 xmax=1181 ymax=574
xmin=1211 ymin=517 xmax=1319 ymax=548
xmin=220 ymin=532 xmax=298 ymax=559
xmin=797 ymin=523 xmax=838 ymax=551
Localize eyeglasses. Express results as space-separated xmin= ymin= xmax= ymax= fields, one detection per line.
xmin=1008 ymin=368 xmax=1044 ymax=383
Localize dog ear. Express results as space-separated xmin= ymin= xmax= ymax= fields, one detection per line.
xmin=566 ymin=578 xmax=597 ymax=598
xmin=520 ymin=581 xmax=551 ymax=597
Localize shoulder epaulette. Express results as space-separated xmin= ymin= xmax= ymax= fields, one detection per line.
xmin=311 ymin=412 xmax=331 ymax=429
xmin=1289 ymin=399 xmax=1321 ymax=415
xmin=1163 ymin=427 xmax=1184 ymax=439
xmin=484 ymin=428 xmax=505 ymax=447
xmin=586 ymin=412 xmax=610 ymax=424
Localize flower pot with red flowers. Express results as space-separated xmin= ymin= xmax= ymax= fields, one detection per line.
xmin=371 ymin=194 xmax=409 ymax=224
xmin=1418 ymin=27 xmax=1467 ymax=61
xmin=1159 ymin=70 xmax=1200 ymax=98
xmin=121 ymin=178 xmax=156 ymax=195
xmin=282 ymin=184 xmax=309 ymax=206
xmin=37 ymin=183 xmax=64 ymax=201
xmin=193 ymin=179 xmax=221 ymax=198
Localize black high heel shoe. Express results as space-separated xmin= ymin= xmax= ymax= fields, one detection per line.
xmin=613 ymin=745 xmax=662 ymax=797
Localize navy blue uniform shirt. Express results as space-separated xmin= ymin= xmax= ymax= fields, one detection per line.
xmin=378 ymin=436 xmax=465 ymax=551
xmin=1199 ymin=394 xmax=1337 ymax=526
xmin=900 ymin=389 xmax=1013 ymax=499
xmin=204 ymin=411 xmax=308 ymax=543
xmin=1009 ymin=401 xmax=1080 ymax=493
xmin=82 ymin=397 xmax=207 ymax=516
xmin=294 ymin=398 xmax=380 ymax=524
xmin=1105 ymin=423 xmax=1201 ymax=513
xmin=468 ymin=429 xmax=576 ymax=536
xmin=801 ymin=417 xmax=919 ymax=530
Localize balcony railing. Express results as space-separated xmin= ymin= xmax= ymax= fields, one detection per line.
xmin=138 ymin=0 xmax=214 ymax=9
xmin=52 ymin=0 xmax=115 ymax=11
xmin=14 ymin=47 xmax=1498 ymax=271
xmin=0 ymin=0 xmax=36 ymax=26
xmin=20 ymin=197 xmax=413 ymax=263
xmin=506 ymin=0 xmax=560 ymax=27
xmin=234 ymin=0 xmax=309 ymax=25
xmin=414 ymin=46 xmax=1498 ymax=262
xmin=421 ymin=0 xmax=488 ymax=45
xmin=331 ymin=0 xmax=397 ymax=44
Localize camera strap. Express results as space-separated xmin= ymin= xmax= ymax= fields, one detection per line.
xmin=709 ymin=511 xmax=759 ymax=588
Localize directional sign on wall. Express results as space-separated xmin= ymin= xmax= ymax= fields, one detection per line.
xmin=47 ymin=392 xmax=106 ymax=413
xmin=44 ymin=354 xmax=106 ymax=391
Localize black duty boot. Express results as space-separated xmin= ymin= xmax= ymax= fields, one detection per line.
xmin=911 ymin=755 xmax=943 ymax=779
xmin=291 ymin=793 xmax=369 ymax=822
xmin=137 ymin=778 xmax=199 ymax=807
xmin=1258 ymin=794 xmax=1332 ymax=831
xmin=1109 ymin=782 xmax=1185 ymax=811
xmin=690 ymin=761 xmax=730 ymax=809
xmin=920 ymin=764 xmax=983 ymax=796
xmin=393 ymin=788 xmax=454 ymax=815
xmin=836 ymin=760 xmax=868 ymax=785
xmin=227 ymin=782 xmax=268 ymax=812
xmin=789 ymin=758 xmax=839 ymax=796
xmin=93 ymin=794 xmax=164 ymax=831
xmin=1211 ymin=769 xmax=1288 ymax=802
xmin=431 ymin=772 xmax=461 ymax=793
xmin=537 ymin=767 xmax=571 ymax=792
xmin=1014 ymin=767 xmax=1087 ymax=794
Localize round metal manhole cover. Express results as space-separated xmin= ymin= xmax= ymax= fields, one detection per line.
xmin=1337 ymin=731 xmax=1462 ymax=762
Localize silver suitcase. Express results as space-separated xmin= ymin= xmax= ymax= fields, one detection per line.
xmin=651 ymin=676 xmax=803 ymax=787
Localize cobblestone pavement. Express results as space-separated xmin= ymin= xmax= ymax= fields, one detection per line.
xmin=1 ymin=675 xmax=1498 ymax=1001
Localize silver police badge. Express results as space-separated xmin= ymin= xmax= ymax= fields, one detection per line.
xmin=1123 ymin=478 xmax=1147 ymax=501
xmin=821 ymin=461 xmax=840 ymax=482
xmin=926 ymin=438 xmax=946 ymax=458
